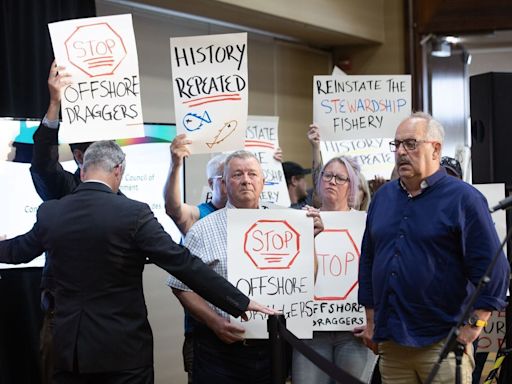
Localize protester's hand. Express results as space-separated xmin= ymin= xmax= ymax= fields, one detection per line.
xmin=242 ymin=300 xmax=281 ymax=321
xmin=211 ymin=317 xmax=246 ymax=344
xmin=304 ymin=205 xmax=323 ymax=237
xmin=307 ymin=124 xmax=321 ymax=150
xmin=457 ymin=325 xmax=483 ymax=346
xmin=273 ymin=147 xmax=283 ymax=163
xmin=48 ymin=60 xmax=71 ymax=106
xmin=369 ymin=175 xmax=387 ymax=195
xmin=354 ymin=325 xmax=378 ymax=355
xmin=0 ymin=234 xmax=6 ymax=241
xmin=170 ymin=134 xmax=192 ymax=168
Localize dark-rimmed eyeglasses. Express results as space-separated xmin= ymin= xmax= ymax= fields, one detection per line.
xmin=321 ymin=172 xmax=349 ymax=185
xmin=389 ymin=139 xmax=436 ymax=152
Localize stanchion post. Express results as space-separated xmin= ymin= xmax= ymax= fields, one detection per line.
xmin=268 ymin=314 xmax=287 ymax=384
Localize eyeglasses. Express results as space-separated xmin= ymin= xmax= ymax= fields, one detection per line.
xmin=389 ymin=139 xmax=437 ymax=152
xmin=321 ymin=172 xmax=349 ymax=185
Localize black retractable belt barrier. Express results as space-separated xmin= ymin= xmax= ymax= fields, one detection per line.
xmin=268 ymin=314 xmax=364 ymax=384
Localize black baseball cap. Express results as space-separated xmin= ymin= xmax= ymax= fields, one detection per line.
xmin=441 ymin=156 xmax=463 ymax=179
xmin=282 ymin=161 xmax=311 ymax=183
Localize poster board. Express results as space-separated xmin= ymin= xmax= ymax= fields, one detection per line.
xmin=313 ymin=210 xmax=367 ymax=331
xmin=227 ymin=209 xmax=314 ymax=338
xmin=171 ymin=33 xmax=248 ymax=154
xmin=48 ymin=14 xmax=144 ymax=143
xmin=246 ymin=116 xmax=290 ymax=206
xmin=313 ymin=75 xmax=411 ymax=141
xmin=473 ymin=183 xmax=507 ymax=353
xmin=320 ymin=137 xmax=394 ymax=180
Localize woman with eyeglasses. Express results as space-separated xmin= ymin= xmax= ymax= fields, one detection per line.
xmin=292 ymin=156 xmax=378 ymax=384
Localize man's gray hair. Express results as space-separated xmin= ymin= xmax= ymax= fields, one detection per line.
xmin=223 ymin=150 xmax=261 ymax=179
xmin=410 ymin=111 xmax=445 ymax=144
xmin=206 ymin=153 xmax=227 ymax=180
xmin=83 ymin=140 xmax=126 ymax=173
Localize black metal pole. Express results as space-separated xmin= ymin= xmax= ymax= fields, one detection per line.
xmin=268 ymin=314 xmax=287 ymax=384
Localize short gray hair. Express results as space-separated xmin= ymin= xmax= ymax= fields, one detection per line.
xmin=206 ymin=153 xmax=227 ymax=180
xmin=83 ymin=140 xmax=126 ymax=173
xmin=223 ymin=150 xmax=262 ymax=179
xmin=409 ymin=111 xmax=445 ymax=144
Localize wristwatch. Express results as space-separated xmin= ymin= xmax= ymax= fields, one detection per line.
xmin=467 ymin=314 xmax=487 ymax=328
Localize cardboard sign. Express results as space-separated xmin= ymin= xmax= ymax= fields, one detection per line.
xmin=246 ymin=116 xmax=290 ymax=207
xmin=472 ymin=183 xmax=507 ymax=353
xmin=313 ymin=75 xmax=411 ymax=140
xmin=48 ymin=14 xmax=144 ymax=143
xmin=320 ymin=137 xmax=394 ymax=179
xmin=227 ymin=209 xmax=314 ymax=338
xmin=171 ymin=33 xmax=248 ymax=154
xmin=476 ymin=311 xmax=507 ymax=353
xmin=313 ymin=211 xmax=367 ymax=331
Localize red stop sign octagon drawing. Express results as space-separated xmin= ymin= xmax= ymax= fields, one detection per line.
xmin=65 ymin=22 xmax=127 ymax=78
xmin=315 ymin=229 xmax=360 ymax=300
xmin=244 ymin=220 xmax=300 ymax=270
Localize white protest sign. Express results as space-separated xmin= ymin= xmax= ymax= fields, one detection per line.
xmin=320 ymin=137 xmax=394 ymax=179
xmin=171 ymin=33 xmax=248 ymax=154
xmin=313 ymin=75 xmax=411 ymax=140
xmin=48 ymin=14 xmax=144 ymax=143
xmin=472 ymin=183 xmax=507 ymax=353
xmin=228 ymin=209 xmax=314 ymax=338
xmin=313 ymin=211 xmax=367 ymax=331
xmin=246 ymin=116 xmax=290 ymax=207
xmin=476 ymin=310 xmax=507 ymax=353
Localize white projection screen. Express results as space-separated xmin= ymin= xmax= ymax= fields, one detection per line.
xmin=0 ymin=119 xmax=181 ymax=269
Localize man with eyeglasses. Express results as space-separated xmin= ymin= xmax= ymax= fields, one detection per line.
xmin=357 ymin=112 xmax=509 ymax=384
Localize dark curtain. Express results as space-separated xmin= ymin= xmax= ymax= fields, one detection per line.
xmin=0 ymin=2 xmax=95 ymax=383
xmin=0 ymin=0 xmax=96 ymax=119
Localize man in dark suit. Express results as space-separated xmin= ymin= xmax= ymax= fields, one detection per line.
xmin=0 ymin=140 xmax=275 ymax=384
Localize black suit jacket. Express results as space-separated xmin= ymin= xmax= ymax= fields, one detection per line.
xmin=0 ymin=182 xmax=249 ymax=373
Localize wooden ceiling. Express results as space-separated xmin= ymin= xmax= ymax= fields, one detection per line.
xmin=414 ymin=0 xmax=512 ymax=35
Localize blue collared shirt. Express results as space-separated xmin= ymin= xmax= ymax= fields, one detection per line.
xmin=358 ymin=168 xmax=509 ymax=347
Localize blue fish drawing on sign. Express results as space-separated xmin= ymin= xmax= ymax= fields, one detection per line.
xmin=183 ymin=111 xmax=212 ymax=132
xmin=206 ymin=120 xmax=238 ymax=148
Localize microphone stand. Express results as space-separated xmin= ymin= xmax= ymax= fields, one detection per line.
xmin=425 ymin=221 xmax=512 ymax=384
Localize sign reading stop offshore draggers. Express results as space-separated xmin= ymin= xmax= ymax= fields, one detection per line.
xmin=313 ymin=210 xmax=368 ymax=331
xmin=48 ymin=14 xmax=144 ymax=143
xmin=227 ymin=209 xmax=315 ymax=339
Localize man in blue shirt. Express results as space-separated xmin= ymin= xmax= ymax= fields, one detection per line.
xmin=357 ymin=112 xmax=509 ymax=384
